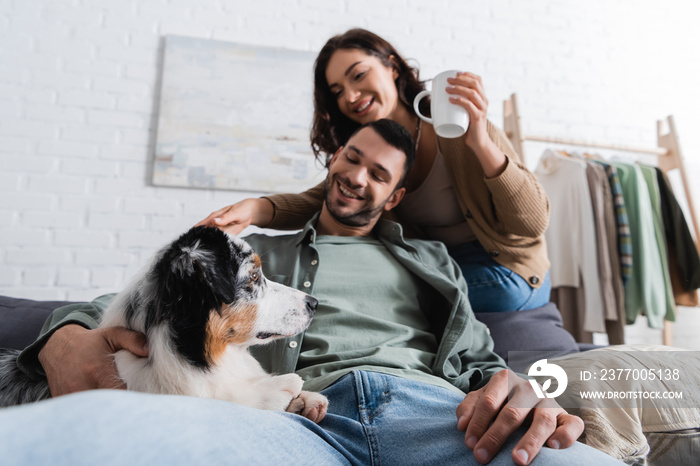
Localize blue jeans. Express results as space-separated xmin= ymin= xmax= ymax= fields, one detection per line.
xmin=0 ymin=371 xmax=623 ymax=465
xmin=449 ymin=241 xmax=552 ymax=312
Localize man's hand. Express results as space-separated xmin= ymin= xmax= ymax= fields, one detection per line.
xmin=196 ymin=198 xmax=274 ymax=235
xmin=38 ymin=324 xmax=149 ymax=397
xmin=456 ymin=369 xmax=584 ymax=465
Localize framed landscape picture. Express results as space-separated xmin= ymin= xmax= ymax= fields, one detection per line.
xmin=153 ymin=35 xmax=324 ymax=193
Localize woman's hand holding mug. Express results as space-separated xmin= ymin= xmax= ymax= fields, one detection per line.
xmin=413 ymin=70 xmax=470 ymax=138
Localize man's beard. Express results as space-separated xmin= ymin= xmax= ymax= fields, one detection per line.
xmin=323 ymin=175 xmax=390 ymax=227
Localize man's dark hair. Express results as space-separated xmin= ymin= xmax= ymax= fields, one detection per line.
xmin=351 ymin=119 xmax=416 ymax=189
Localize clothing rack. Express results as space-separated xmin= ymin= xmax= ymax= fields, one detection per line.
xmin=503 ymin=93 xmax=699 ymax=346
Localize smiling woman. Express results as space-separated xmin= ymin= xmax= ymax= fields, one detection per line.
xmin=325 ymin=49 xmax=404 ymax=127
xmin=197 ymin=28 xmax=551 ymax=314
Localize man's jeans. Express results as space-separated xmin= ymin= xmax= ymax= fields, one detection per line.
xmin=0 ymin=370 xmax=623 ymax=465
xmin=449 ymin=241 xmax=552 ymax=312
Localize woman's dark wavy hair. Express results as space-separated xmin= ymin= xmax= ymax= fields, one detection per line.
xmin=310 ymin=28 xmax=426 ymax=167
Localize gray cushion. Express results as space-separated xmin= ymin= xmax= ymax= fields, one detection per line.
xmin=474 ymin=302 xmax=582 ymax=372
xmin=0 ymin=296 xmax=74 ymax=350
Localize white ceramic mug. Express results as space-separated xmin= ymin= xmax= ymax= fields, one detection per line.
xmin=413 ymin=70 xmax=469 ymax=138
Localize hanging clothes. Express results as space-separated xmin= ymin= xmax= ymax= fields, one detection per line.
xmin=656 ymin=168 xmax=700 ymax=305
xmin=590 ymin=160 xmax=633 ymax=286
xmin=535 ymin=150 xmax=606 ymax=335
xmin=639 ymin=165 xmax=676 ymax=322
xmin=609 ymin=161 xmax=667 ymax=328
xmin=581 ymin=158 xmax=626 ymax=344
xmin=581 ymin=159 xmax=619 ymax=320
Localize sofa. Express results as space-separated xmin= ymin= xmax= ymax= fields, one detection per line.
xmin=0 ymin=295 xmax=583 ymax=368
xmin=2 ymin=295 xmax=699 ymax=465
xmin=0 ymin=296 xmax=78 ymax=351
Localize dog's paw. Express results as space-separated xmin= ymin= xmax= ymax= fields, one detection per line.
xmin=254 ymin=374 xmax=305 ymax=412
xmin=276 ymin=373 xmax=304 ymax=399
xmin=286 ymin=391 xmax=329 ymax=423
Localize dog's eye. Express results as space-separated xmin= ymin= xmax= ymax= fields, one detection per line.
xmin=251 ymin=272 xmax=259 ymax=282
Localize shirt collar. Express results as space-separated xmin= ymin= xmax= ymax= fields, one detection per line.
xmin=294 ymin=212 xmax=407 ymax=246
xmin=295 ymin=212 xmax=321 ymax=246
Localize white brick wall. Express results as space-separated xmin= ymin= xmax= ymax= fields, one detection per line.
xmin=1 ymin=0 xmax=699 ymax=344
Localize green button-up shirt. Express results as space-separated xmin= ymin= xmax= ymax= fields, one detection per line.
xmin=246 ymin=215 xmax=507 ymax=394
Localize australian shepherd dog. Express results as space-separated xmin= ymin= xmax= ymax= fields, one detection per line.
xmin=0 ymin=226 xmax=328 ymax=421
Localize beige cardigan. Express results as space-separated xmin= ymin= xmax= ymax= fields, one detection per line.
xmin=263 ymin=121 xmax=551 ymax=288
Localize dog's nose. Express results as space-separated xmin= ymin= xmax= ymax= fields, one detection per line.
xmin=305 ymin=296 xmax=318 ymax=315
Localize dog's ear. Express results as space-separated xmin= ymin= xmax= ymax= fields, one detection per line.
xmin=151 ymin=226 xmax=239 ymax=368
xmin=158 ymin=227 xmax=238 ymax=307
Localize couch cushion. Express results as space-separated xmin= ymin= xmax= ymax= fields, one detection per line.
xmin=474 ymin=302 xmax=581 ymax=372
xmin=1 ymin=297 xmax=582 ymax=364
xmin=0 ymin=296 xmax=74 ymax=350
